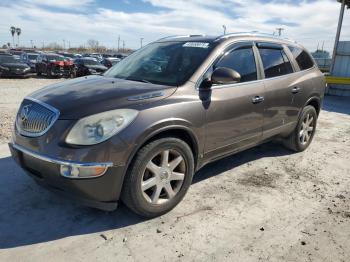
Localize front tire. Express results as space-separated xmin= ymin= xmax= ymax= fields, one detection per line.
xmin=121 ymin=137 xmax=194 ymax=218
xmin=283 ymin=105 xmax=317 ymax=152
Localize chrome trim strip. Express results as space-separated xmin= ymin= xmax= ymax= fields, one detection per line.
xmin=16 ymin=97 xmax=60 ymax=138
xmin=11 ymin=143 xmax=114 ymax=168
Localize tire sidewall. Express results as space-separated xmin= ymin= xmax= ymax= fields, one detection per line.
xmin=295 ymin=106 xmax=317 ymax=151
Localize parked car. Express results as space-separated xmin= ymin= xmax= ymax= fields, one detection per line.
xmin=0 ymin=54 xmax=31 ymax=77
xmin=9 ymin=49 xmax=23 ymax=56
xmin=35 ymin=53 xmax=66 ymax=77
xmin=58 ymin=52 xmax=82 ymax=60
xmin=83 ymin=53 xmax=103 ymax=62
xmin=20 ymin=52 xmax=39 ymax=72
xmin=74 ymin=58 xmax=108 ymax=76
xmin=9 ymin=33 xmax=325 ymax=217
xmin=101 ymin=57 xmax=121 ymax=68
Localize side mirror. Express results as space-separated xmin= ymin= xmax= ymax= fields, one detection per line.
xmin=211 ymin=67 xmax=241 ymax=85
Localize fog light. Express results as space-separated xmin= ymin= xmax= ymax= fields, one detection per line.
xmin=60 ymin=165 xmax=107 ymax=178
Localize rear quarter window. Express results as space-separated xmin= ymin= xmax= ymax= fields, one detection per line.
xmin=288 ymin=46 xmax=314 ymax=70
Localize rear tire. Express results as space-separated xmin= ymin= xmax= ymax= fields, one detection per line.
xmin=283 ymin=105 xmax=317 ymax=152
xmin=121 ymin=137 xmax=194 ymax=218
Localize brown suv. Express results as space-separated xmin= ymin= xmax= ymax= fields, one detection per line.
xmin=9 ymin=33 xmax=325 ymax=217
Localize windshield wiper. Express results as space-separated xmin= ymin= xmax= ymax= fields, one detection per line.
xmin=125 ymin=77 xmax=153 ymax=84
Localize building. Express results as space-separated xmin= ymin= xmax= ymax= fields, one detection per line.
xmin=327 ymin=41 xmax=350 ymax=96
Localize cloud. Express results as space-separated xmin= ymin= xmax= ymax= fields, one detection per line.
xmin=0 ymin=0 xmax=349 ymax=51
xmin=23 ymin=0 xmax=95 ymax=9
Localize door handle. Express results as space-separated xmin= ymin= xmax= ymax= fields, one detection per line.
xmin=291 ymin=86 xmax=301 ymax=94
xmin=251 ymin=96 xmax=264 ymax=104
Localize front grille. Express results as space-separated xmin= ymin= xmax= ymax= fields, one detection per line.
xmin=16 ymin=98 xmax=60 ymax=137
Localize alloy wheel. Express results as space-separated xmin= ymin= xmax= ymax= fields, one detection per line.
xmin=299 ymin=113 xmax=314 ymax=145
xmin=141 ymin=149 xmax=186 ymax=205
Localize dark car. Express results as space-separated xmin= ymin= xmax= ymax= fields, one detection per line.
xmin=101 ymin=57 xmax=121 ymax=68
xmin=9 ymin=33 xmax=325 ymax=217
xmin=0 ymin=54 xmax=31 ymax=77
xmin=21 ymin=52 xmax=39 ymax=73
xmin=36 ymin=53 xmax=66 ymax=77
xmin=74 ymin=58 xmax=108 ymax=76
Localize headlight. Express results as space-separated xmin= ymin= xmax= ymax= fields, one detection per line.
xmin=66 ymin=109 xmax=138 ymax=145
xmin=0 ymin=66 xmax=9 ymax=71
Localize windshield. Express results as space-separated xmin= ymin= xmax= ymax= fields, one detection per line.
xmin=0 ymin=55 xmax=20 ymax=63
xmin=81 ymin=59 xmax=100 ymax=65
xmin=47 ymin=55 xmax=64 ymax=61
xmin=104 ymin=41 xmax=215 ymax=86
xmin=28 ymin=54 xmax=38 ymax=60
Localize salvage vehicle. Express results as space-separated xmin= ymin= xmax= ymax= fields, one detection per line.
xmin=36 ymin=53 xmax=66 ymax=77
xmin=20 ymin=52 xmax=39 ymax=73
xmin=0 ymin=54 xmax=31 ymax=77
xmin=74 ymin=58 xmax=108 ymax=76
xmin=9 ymin=33 xmax=325 ymax=217
xmin=101 ymin=57 xmax=121 ymax=68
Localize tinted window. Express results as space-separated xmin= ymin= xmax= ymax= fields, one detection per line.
xmin=215 ymin=47 xmax=257 ymax=82
xmin=47 ymin=55 xmax=64 ymax=61
xmin=288 ymin=46 xmax=314 ymax=70
xmin=81 ymin=59 xmax=100 ymax=65
xmin=0 ymin=55 xmax=18 ymax=63
xmin=258 ymin=48 xmax=293 ymax=78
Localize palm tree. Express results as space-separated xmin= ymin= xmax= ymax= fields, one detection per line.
xmin=16 ymin=28 xmax=21 ymax=47
xmin=10 ymin=26 xmax=16 ymax=47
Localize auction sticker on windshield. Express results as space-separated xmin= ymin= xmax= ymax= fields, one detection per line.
xmin=183 ymin=42 xmax=209 ymax=48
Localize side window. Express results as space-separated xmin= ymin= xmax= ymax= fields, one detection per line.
xmin=258 ymin=48 xmax=293 ymax=78
xmin=288 ymin=45 xmax=314 ymax=70
xmin=215 ymin=47 xmax=257 ymax=82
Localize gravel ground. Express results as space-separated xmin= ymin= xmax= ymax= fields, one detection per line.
xmin=0 ymin=78 xmax=349 ymax=262
xmin=0 ymin=77 xmax=63 ymax=143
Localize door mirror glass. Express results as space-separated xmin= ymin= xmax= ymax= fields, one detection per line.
xmin=211 ymin=67 xmax=241 ymax=85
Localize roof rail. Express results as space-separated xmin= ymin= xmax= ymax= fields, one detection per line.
xmin=156 ymin=34 xmax=206 ymax=41
xmin=215 ymin=31 xmax=295 ymax=42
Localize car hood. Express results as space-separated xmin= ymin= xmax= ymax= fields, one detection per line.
xmin=28 ymin=75 xmax=176 ymax=119
xmin=84 ymin=64 xmax=107 ymax=70
xmin=1 ymin=63 xmax=30 ymax=69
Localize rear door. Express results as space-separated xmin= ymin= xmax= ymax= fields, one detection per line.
xmin=256 ymin=42 xmax=297 ymax=139
xmin=203 ymin=42 xmax=265 ymax=158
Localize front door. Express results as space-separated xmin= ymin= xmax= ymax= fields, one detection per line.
xmin=202 ymin=43 xmax=265 ymax=159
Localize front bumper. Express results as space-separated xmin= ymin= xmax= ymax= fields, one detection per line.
xmin=9 ymin=142 xmax=126 ymax=211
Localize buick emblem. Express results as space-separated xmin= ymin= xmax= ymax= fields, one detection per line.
xmin=20 ymin=104 xmax=32 ymax=121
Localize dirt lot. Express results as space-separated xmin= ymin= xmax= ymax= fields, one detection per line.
xmin=0 ymin=78 xmax=349 ymax=262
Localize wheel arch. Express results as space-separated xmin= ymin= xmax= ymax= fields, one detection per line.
xmin=126 ymin=125 xmax=200 ymax=172
xmin=304 ymin=96 xmax=321 ymax=115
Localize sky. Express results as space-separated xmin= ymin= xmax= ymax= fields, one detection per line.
xmin=0 ymin=0 xmax=349 ymax=52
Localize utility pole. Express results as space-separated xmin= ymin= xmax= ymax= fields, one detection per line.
xmin=123 ymin=40 xmax=125 ymax=52
xmin=276 ymin=27 xmax=284 ymax=36
xmin=63 ymin=39 xmax=66 ymax=50
xmin=330 ymin=0 xmax=348 ymax=74
xmin=117 ymin=35 xmax=120 ymax=52
xmin=140 ymin=37 xmax=144 ymax=48
xmin=222 ymin=25 xmax=226 ymax=35
xmin=30 ymin=40 xmax=33 ymax=48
